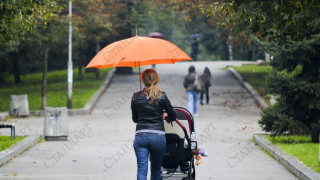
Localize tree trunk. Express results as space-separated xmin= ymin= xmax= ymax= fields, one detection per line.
xmin=95 ymin=68 xmax=100 ymax=79
xmin=311 ymin=131 xmax=319 ymax=143
xmin=115 ymin=67 xmax=133 ymax=74
xmin=116 ymin=0 xmax=133 ymax=75
xmin=78 ymin=46 xmax=83 ymax=81
xmin=240 ymin=43 xmax=245 ymax=60
xmin=221 ymin=34 xmax=229 ymax=60
xmin=95 ymin=42 xmax=100 ymax=79
xmin=11 ymin=53 xmax=21 ymax=84
xmin=247 ymin=47 xmax=253 ymax=61
xmin=41 ymin=43 xmax=50 ymax=110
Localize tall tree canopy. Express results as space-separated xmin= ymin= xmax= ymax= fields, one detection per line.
xmin=208 ymin=0 xmax=320 ymax=142
xmin=0 ymin=0 xmax=60 ymax=53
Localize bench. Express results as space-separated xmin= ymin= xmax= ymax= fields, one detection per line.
xmin=0 ymin=124 xmax=15 ymax=140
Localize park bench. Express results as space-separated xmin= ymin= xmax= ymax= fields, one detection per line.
xmin=0 ymin=124 xmax=15 ymax=140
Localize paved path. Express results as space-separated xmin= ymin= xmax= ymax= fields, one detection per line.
xmin=0 ymin=61 xmax=297 ymax=180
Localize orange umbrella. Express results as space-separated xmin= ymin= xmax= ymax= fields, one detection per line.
xmin=86 ymin=36 xmax=191 ymax=89
xmin=86 ymin=36 xmax=191 ymax=69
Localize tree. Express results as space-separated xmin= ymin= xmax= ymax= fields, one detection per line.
xmin=38 ymin=2 xmax=66 ymax=110
xmin=73 ymin=0 xmax=113 ymax=80
xmin=114 ymin=0 xmax=134 ymax=74
xmin=0 ymin=0 xmax=59 ymax=52
xmin=0 ymin=0 xmax=60 ymax=84
xmin=208 ymin=0 xmax=320 ymax=142
xmin=72 ymin=0 xmax=148 ymax=76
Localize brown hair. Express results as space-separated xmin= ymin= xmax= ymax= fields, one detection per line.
xmin=141 ymin=69 xmax=162 ymax=104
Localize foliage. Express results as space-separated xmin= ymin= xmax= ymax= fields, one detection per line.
xmin=34 ymin=0 xmax=67 ymax=45
xmin=208 ymin=0 xmax=320 ymax=142
xmin=0 ymin=0 xmax=264 ymax=84
xmin=0 ymin=0 xmax=60 ymax=53
xmin=0 ymin=0 xmax=268 ymax=111
xmin=207 ymin=1 xmax=320 ymax=42
xmin=0 ymin=0 xmax=149 ymax=109
xmin=72 ymin=0 xmax=114 ymax=48
xmin=0 ymin=68 xmax=111 ymax=111
xmin=152 ymin=0 xmax=265 ymax=60
xmin=262 ymin=35 xmax=320 ymax=142
xmin=0 ymin=136 xmax=25 ymax=151
xmin=259 ymin=102 xmax=309 ymax=136
xmin=265 ymin=135 xmax=320 ymax=173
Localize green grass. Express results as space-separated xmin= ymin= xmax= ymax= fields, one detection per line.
xmin=0 ymin=136 xmax=25 ymax=151
xmin=233 ymin=65 xmax=272 ymax=97
xmin=0 ymin=68 xmax=111 ymax=112
xmin=265 ymin=135 xmax=320 ymax=173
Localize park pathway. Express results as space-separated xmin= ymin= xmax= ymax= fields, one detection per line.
xmin=0 ymin=61 xmax=297 ymax=180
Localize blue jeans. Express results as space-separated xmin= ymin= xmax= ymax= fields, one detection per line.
xmin=187 ymin=90 xmax=199 ymax=115
xmin=133 ymin=132 xmax=166 ymax=180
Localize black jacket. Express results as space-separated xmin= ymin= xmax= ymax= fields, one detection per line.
xmin=200 ymin=73 xmax=211 ymax=88
xmin=131 ymin=90 xmax=176 ymax=132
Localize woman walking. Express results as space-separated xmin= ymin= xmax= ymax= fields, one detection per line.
xmin=183 ymin=65 xmax=200 ymax=116
xmin=131 ymin=69 xmax=176 ymax=180
xmin=200 ymin=67 xmax=212 ymax=105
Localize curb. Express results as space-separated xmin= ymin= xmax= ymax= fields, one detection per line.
xmin=5 ymin=69 xmax=115 ymax=118
xmin=0 ymin=135 xmax=41 ymax=166
xmin=80 ymin=69 xmax=115 ymax=114
xmin=228 ymin=67 xmax=268 ymax=110
xmin=253 ymin=134 xmax=320 ymax=180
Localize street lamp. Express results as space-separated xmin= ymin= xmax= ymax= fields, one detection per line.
xmin=67 ymin=0 xmax=73 ymax=109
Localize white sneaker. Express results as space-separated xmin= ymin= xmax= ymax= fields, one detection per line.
xmin=194 ymin=114 xmax=199 ymax=117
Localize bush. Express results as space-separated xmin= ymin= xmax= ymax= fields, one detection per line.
xmin=259 ymin=35 xmax=320 ymax=143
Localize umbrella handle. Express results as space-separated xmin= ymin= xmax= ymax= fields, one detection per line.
xmin=139 ymin=62 xmax=142 ymax=90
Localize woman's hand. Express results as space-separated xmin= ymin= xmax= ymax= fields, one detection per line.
xmin=163 ymin=113 xmax=168 ymax=120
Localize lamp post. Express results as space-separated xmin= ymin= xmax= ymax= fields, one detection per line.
xmin=228 ymin=35 xmax=233 ymax=61
xmin=67 ymin=0 xmax=73 ymax=109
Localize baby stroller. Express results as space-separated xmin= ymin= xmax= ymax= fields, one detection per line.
xmin=162 ymin=107 xmax=196 ymax=180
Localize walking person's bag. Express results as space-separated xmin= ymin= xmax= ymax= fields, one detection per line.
xmin=193 ymin=74 xmax=202 ymax=92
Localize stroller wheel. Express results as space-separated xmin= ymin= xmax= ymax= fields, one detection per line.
xmin=180 ymin=162 xmax=189 ymax=171
xmin=189 ymin=157 xmax=196 ymax=180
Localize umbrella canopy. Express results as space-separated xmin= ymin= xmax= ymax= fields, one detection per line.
xmin=86 ymin=36 xmax=191 ymax=69
xmin=148 ymin=32 xmax=164 ymax=39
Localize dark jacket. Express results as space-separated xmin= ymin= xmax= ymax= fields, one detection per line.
xmin=131 ymin=90 xmax=176 ymax=132
xmin=183 ymin=72 xmax=197 ymax=91
xmin=200 ymin=74 xmax=211 ymax=88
